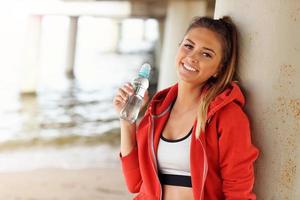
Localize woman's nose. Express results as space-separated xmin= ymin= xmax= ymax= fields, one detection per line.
xmin=187 ymin=52 xmax=199 ymax=64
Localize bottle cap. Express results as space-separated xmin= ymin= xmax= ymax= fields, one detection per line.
xmin=138 ymin=63 xmax=151 ymax=78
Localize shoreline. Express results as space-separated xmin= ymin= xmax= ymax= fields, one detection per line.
xmin=0 ymin=144 xmax=121 ymax=172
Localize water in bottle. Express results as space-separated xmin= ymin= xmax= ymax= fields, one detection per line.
xmin=120 ymin=63 xmax=151 ymax=123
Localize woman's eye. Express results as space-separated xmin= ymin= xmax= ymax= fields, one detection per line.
xmin=202 ymin=52 xmax=212 ymax=58
xmin=183 ymin=44 xmax=193 ymax=49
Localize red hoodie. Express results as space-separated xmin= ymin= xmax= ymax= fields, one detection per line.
xmin=120 ymin=82 xmax=259 ymax=200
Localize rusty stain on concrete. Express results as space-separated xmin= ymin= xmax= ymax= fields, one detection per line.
xmin=280 ymin=158 xmax=297 ymax=190
xmin=274 ymin=64 xmax=296 ymax=93
xmin=288 ymin=99 xmax=300 ymax=119
xmin=275 ymin=97 xmax=291 ymax=125
xmin=272 ymin=67 xmax=299 ymax=196
xmin=290 ymin=7 xmax=300 ymax=22
xmin=279 ymin=64 xmax=296 ymax=78
xmin=275 ymin=65 xmax=300 ymax=199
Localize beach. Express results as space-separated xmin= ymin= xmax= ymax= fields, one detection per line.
xmin=0 ymin=167 xmax=133 ymax=200
xmin=0 ymin=144 xmax=135 ymax=200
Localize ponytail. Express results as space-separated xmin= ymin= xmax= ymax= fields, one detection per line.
xmin=185 ymin=16 xmax=239 ymax=138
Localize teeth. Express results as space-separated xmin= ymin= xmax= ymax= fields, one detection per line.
xmin=183 ymin=63 xmax=197 ymax=72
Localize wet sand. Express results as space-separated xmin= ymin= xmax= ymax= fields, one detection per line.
xmin=0 ymin=167 xmax=133 ymax=200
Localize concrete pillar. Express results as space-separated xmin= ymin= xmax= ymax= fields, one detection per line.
xmin=65 ymin=16 xmax=78 ymax=79
xmin=155 ymin=18 xmax=165 ymax=69
xmin=214 ymin=1 xmax=300 ymax=199
xmin=157 ymin=0 xmax=208 ymax=90
xmin=20 ymin=15 xmax=43 ymax=95
xmin=141 ymin=19 xmax=147 ymax=41
xmin=97 ymin=18 xmax=120 ymax=53
xmin=114 ymin=19 xmax=122 ymax=53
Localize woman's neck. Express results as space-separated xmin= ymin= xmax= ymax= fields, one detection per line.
xmin=174 ymin=82 xmax=203 ymax=112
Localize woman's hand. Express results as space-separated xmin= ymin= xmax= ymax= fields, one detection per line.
xmin=114 ymin=83 xmax=149 ymax=156
xmin=113 ymin=82 xmax=134 ymax=114
xmin=113 ymin=82 xmax=149 ymax=115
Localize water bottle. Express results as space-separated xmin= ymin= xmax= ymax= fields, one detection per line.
xmin=120 ymin=63 xmax=151 ymax=123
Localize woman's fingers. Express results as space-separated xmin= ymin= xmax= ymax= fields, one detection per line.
xmin=113 ymin=82 xmax=135 ymax=113
xmin=124 ymin=83 xmax=134 ymax=95
xmin=118 ymin=88 xmax=129 ymax=102
xmin=117 ymin=82 xmax=131 ymax=98
xmin=114 ymin=95 xmax=125 ymax=105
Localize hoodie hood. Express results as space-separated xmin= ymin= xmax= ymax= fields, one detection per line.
xmin=149 ymin=81 xmax=245 ymax=119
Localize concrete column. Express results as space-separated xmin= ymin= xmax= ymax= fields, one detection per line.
xmin=157 ymin=18 xmax=165 ymax=51
xmin=152 ymin=18 xmax=165 ymax=73
xmin=20 ymin=15 xmax=43 ymax=95
xmin=97 ymin=18 xmax=120 ymax=53
xmin=65 ymin=16 xmax=79 ymax=79
xmin=142 ymin=19 xmax=147 ymax=41
xmin=214 ymin=1 xmax=300 ymax=199
xmin=157 ymin=0 xmax=208 ymax=90
xmin=113 ymin=19 xmax=122 ymax=53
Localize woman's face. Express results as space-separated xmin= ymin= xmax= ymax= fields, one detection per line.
xmin=175 ymin=27 xmax=223 ymax=86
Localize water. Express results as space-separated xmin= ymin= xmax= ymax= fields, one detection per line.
xmin=0 ymin=14 xmax=158 ymax=171
xmin=0 ymin=52 xmax=158 ymax=171
xmin=0 ymin=53 xmax=156 ymax=150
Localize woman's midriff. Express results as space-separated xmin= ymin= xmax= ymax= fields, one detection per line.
xmin=162 ymin=185 xmax=194 ymax=200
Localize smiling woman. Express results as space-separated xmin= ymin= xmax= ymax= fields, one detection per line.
xmin=114 ymin=16 xmax=259 ymax=200
xmin=175 ymin=27 xmax=223 ymax=87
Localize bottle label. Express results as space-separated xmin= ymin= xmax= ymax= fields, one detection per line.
xmin=134 ymin=85 xmax=146 ymax=97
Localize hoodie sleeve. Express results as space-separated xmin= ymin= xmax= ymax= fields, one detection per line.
xmin=120 ymin=147 xmax=142 ymax=193
xmin=119 ymin=108 xmax=152 ymax=193
xmin=217 ymin=102 xmax=259 ymax=200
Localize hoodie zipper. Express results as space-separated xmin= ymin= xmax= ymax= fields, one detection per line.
xmin=150 ymin=116 xmax=162 ymax=200
xmin=198 ymin=137 xmax=208 ymax=200
xmin=197 ymin=117 xmax=210 ymax=200
xmin=149 ymin=104 xmax=173 ymax=200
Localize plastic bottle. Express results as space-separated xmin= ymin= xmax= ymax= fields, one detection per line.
xmin=120 ymin=63 xmax=151 ymax=123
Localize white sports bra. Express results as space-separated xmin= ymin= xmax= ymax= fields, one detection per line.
xmin=157 ymin=128 xmax=192 ymax=187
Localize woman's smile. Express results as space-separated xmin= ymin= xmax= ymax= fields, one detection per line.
xmin=182 ymin=62 xmax=199 ymax=72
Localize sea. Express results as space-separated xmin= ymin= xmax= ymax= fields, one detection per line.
xmin=0 ymin=15 xmax=158 ymax=171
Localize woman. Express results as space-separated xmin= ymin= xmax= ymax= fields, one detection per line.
xmin=113 ymin=16 xmax=259 ymax=200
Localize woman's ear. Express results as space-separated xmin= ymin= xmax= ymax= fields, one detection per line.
xmin=214 ymin=64 xmax=224 ymax=78
xmin=213 ymin=68 xmax=221 ymax=78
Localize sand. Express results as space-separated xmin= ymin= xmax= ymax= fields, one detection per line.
xmin=0 ymin=167 xmax=134 ymax=200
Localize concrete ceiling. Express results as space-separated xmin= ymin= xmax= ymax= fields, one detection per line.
xmin=61 ymin=0 xmax=168 ymax=18
xmin=26 ymin=0 xmax=214 ymax=19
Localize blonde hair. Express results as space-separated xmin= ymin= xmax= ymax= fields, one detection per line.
xmin=186 ymin=16 xmax=238 ymax=138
